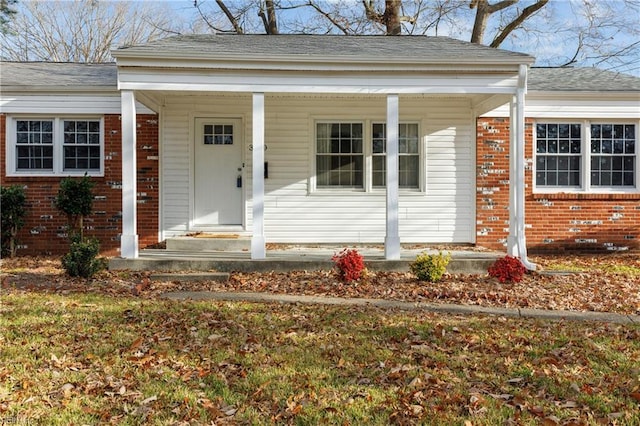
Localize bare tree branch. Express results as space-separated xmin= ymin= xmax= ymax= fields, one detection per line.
xmin=470 ymin=0 xmax=517 ymax=44
xmin=305 ymin=0 xmax=351 ymax=35
xmin=490 ymin=0 xmax=549 ymax=47
xmin=215 ymin=0 xmax=245 ymax=34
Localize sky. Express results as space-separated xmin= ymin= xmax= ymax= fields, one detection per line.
xmin=150 ymin=0 xmax=639 ymax=75
xmin=8 ymin=0 xmax=640 ymax=75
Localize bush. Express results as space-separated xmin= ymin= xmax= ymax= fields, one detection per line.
xmin=1 ymin=185 xmax=27 ymax=257
xmin=332 ymin=248 xmax=365 ymax=283
xmin=62 ymin=235 xmax=105 ymax=278
xmin=410 ymin=251 xmax=451 ymax=282
xmin=55 ymin=175 xmax=94 ymax=240
xmin=488 ymin=255 xmax=526 ymax=283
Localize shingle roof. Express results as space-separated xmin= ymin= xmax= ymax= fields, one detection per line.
xmin=529 ymin=67 xmax=640 ymax=92
xmin=2 ymin=60 xmax=639 ymax=93
xmin=114 ymin=33 xmax=533 ymax=64
xmin=0 ymin=62 xmax=116 ymax=90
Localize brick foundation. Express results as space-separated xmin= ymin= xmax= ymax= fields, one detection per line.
xmin=476 ymin=117 xmax=640 ymax=252
xmin=0 ymin=114 xmax=159 ymax=256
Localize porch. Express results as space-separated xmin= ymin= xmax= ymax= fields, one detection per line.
xmin=109 ymin=241 xmax=500 ymax=273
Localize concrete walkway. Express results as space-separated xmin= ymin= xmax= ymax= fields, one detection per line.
xmin=161 ymin=290 xmax=640 ymax=325
xmin=110 ymin=246 xmax=500 ymax=274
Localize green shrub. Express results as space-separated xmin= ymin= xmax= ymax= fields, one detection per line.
xmin=55 ymin=175 xmax=94 ymax=240
xmin=1 ymin=185 xmax=27 ymax=257
xmin=410 ymin=251 xmax=451 ymax=282
xmin=62 ymin=235 xmax=106 ymax=278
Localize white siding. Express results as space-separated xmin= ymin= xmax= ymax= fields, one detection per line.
xmin=0 ymin=94 xmax=154 ymax=114
xmin=161 ymin=93 xmax=475 ymax=243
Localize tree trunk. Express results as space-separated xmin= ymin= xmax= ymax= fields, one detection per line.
xmin=470 ymin=0 xmax=489 ymax=44
xmin=384 ymin=0 xmax=402 ymax=35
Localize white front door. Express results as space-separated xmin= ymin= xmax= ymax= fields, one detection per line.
xmin=194 ymin=118 xmax=243 ymax=226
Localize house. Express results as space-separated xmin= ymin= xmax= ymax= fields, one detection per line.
xmin=1 ymin=34 xmax=639 ymax=263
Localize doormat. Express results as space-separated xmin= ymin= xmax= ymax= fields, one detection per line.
xmin=189 ymin=233 xmax=240 ymax=239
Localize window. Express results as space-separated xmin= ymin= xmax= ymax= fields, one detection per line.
xmin=16 ymin=119 xmax=54 ymax=170
xmin=372 ymin=123 xmax=419 ymax=188
xmin=316 ymin=123 xmax=364 ymax=188
xmin=314 ymin=120 xmax=422 ymax=191
xmin=204 ymin=124 xmax=233 ymax=145
xmin=63 ymin=120 xmax=101 ymax=170
xmin=534 ymin=121 xmax=637 ymax=192
xmin=535 ymin=123 xmax=582 ymax=187
xmin=590 ymin=124 xmax=635 ymax=187
xmin=7 ymin=117 xmax=103 ymax=176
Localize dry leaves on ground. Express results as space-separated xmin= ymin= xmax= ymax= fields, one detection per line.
xmin=1 ymin=253 xmax=639 ymax=315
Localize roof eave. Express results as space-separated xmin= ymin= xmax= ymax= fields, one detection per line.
xmin=1 ymin=86 xmax=117 ymax=93
xmin=529 ymin=90 xmax=640 ymax=97
xmin=112 ymin=49 xmax=535 ymax=67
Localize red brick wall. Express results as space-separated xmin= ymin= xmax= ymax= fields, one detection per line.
xmin=476 ymin=117 xmax=640 ymax=252
xmin=1 ymin=114 xmax=159 ymax=256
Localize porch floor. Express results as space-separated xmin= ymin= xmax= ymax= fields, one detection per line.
xmin=109 ymin=245 xmax=502 ymax=274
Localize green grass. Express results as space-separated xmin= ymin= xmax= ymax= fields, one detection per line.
xmin=1 ymin=291 xmax=639 ymax=425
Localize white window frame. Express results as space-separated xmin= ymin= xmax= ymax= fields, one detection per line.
xmin=310 ymin=118 xmax=424 ymax=193
xmin=6 ymin=115 xmax=105 ymax=177
xmin=533 ymin=119 xmax=639 ymax=194
xmin=314 ymin=121 xmax=365 ymax=190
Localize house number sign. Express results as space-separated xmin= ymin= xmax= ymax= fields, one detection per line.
xmin=248 ymin=144 xmax=268 ymax=151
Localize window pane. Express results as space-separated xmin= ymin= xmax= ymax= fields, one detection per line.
xmin=317 ymin=138 xmax=329 ymax=153
xmin=559 ymin=124 xmax=569 ymax=138
xmin=625 ymin=140 xmax=635 ymax=154
xmin=623 ymin=172 xmax=634 ymax=186
xmin=317 ymin=123 xmax=329 ymax=140
xmin=558 ymin=157 xmax=569 ymax=170
xmin=399 ymin=156 xmax=419 ymax=188
xmin=372 ymin=123 xmax=385 ymax=139
xmin=625 ymin=125 xmax=635 ymax=139
xmin=372 ymin=156 xmax=385 ymax=187
xmin=570 ymin=140 xmax=581 ymax=153
xmin=558 ymin=172 xmax=569 ymax=186
xmin=373 ymin=139 xmax=385 ymax=154
xmin=16 ymin=133 xmax=28 ymax=143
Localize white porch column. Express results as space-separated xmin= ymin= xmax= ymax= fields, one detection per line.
xmin=507 ymin=96 xmax=518 ymax=256
xmin=509 ymin=65 xmax=536 ymax=269
xmin=385 ymin=94 xmax=400 ymax=259
xmin=251 ymin=92 xmax=266 ymax=259
xmin=120 ymin=90 xmax=139 ymax=258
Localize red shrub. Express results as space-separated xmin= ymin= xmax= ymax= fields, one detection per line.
xmin=332 ymin=248 xmax=365 ymax=283
xmin=488 ymin=255 xmax=527 ymax=283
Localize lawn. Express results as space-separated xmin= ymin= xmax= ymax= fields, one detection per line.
xmin=1 ymin=290 xmax=639 ymax=425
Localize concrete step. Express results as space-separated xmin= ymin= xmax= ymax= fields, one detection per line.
xmin=150 ymin=272 xmax=230 ymax=282
xmin=166 ymin=235 xmax=251 ymax=252
xmin=110 ymin=254 xmax=498 ymax=274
